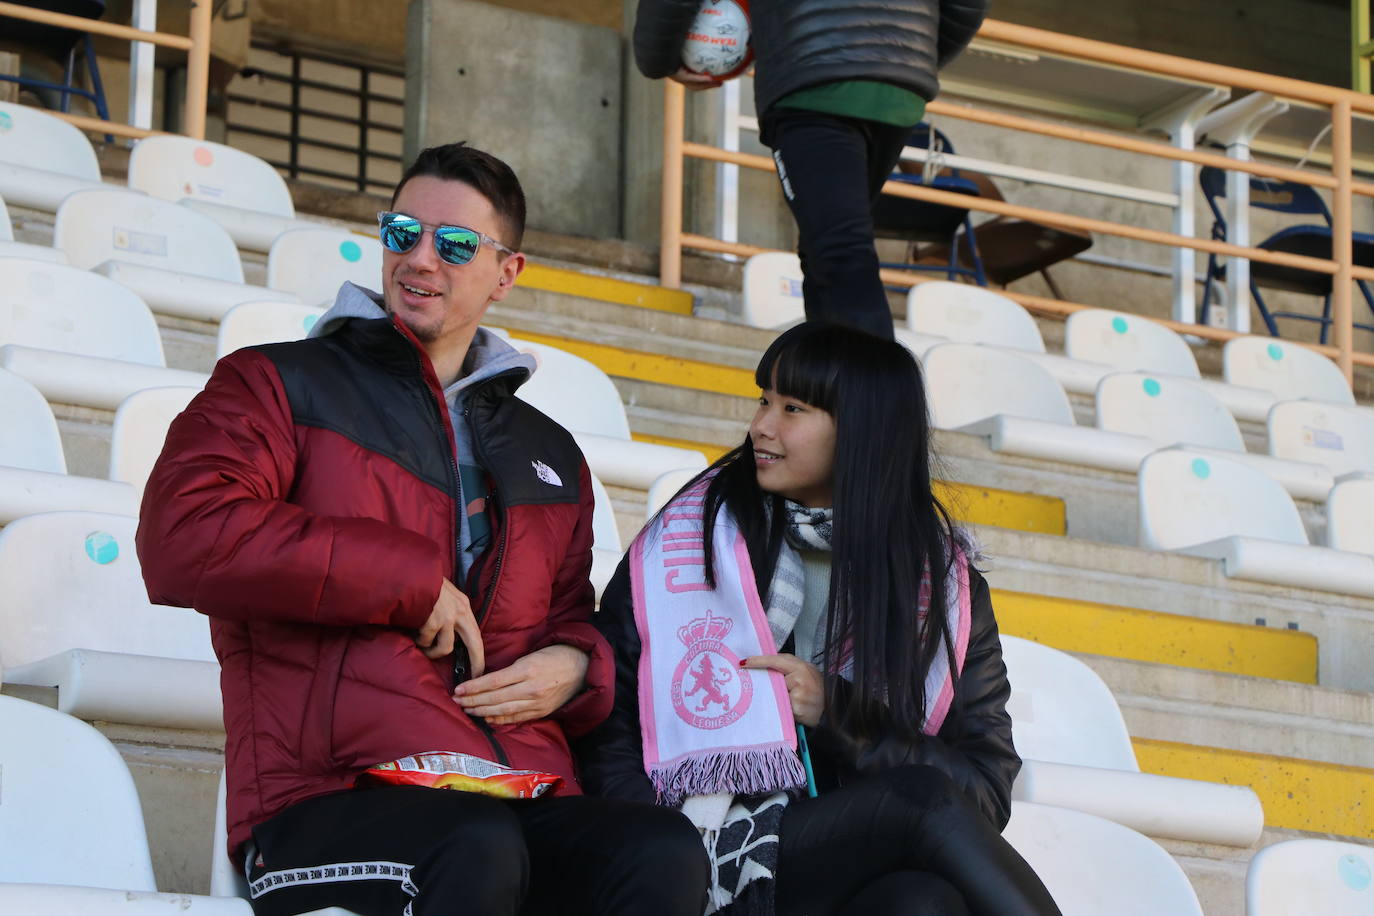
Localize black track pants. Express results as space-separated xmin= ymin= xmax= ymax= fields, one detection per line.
xmin=761 ymin=108 xmax=912 ymax=341
xmin=244 ymin=785 xmax=709 ymax=916
xmin=774 ymin=765 xmax=1061 ymax=916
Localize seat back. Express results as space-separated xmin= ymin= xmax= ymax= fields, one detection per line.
xmin=1201 ymin=166 xmax=1333 ymax=220
xmin=1327 ymin=477 xmax=1374 ymax=555
xmin=0 ymin=257 xmax=166 ymax=366
xmin=906 ymin=281 xmax=1046 ymax=352
xmin=128 ymin=136 xmax=295 ymax=219
xmin=511 ymin=339 xmax=631 ymax=439
xmin=1138 ymin=450 xmax=1308 ymax=551
xmin=1267 ymin=400 xmax=1374 ymax=478
xmin=1000 ymin=635 xmax=1138 ymax=772
xmin=1223 ymin=337 xmax=1355 ymax=405
xmin=1064 ymin=309 xmax=1200 ymax=379
xmin=0 ymin=695 xmax=157 ymax=889
xmin=1245 ymin=838 xmax=1374 ymax=915
xmin=0 ymin=192 xmax=12 ymax=241
xmin=109 ymin=386 xmax=201 ymax=494
xmin=0 ymin=511 xmax=215 ymax=668
xmin=645 ymin=467 xmax=704 ymax=520
xmin=1096 ymin=373 xmax=1244 ymax=451
xmin=267 ymin=228 xmax=383 ymax=307
xmin=0 ymin=101 xmax=101 ymax=181
xmin=741 ymin=252 xmax=806 ymax=329
xmin=589 ymin=470 xmax=621 ymax=554
xmin=55 ymin=187 xmax=245 ymax=283
xmin=922 ymin=343 xmax=1074 ymax=429
xmin=217 ymin=301 xmax=327 ymax=358
xmin=0 ymin=367 xmax=65 ymax=473
xmin=1002 ymin=802 xmax=1204 ymax=916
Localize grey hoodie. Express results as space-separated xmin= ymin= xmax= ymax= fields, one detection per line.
xmin=310 ymin=282 xmax=538 ymax=582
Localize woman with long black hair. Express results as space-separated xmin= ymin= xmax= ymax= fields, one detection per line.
xmin=578 ymin=322 xmax=1059 ymax=915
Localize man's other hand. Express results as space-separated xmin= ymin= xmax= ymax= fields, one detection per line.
xmin=669 ymin=67 xmax=724 ymax=91
xmin=416 ymin=579 xmax=485 ymax=676
xmin=452 ymin=644 xmax=590 ymax=725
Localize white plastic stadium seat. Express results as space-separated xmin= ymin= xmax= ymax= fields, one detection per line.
xmin=1138 ymin=450 xmax=1374 ymax=598
xmin=512 ymin=338 xmax=707 ymax=489
xmin=0 ymin=258 xmax=208 ymax=410
xmin=0 ymin=885 xmax=252 ymax=914
xmin=1245 ymin=838 xmax=1374 ymax=915
xmin=906 ymin=282 xmax=1112 ymax=395
xmin=267 ymin=228 xmax=384 ymax=307
xmin=0 ymin=368 xmax=137 ymax=523
xmin=741 ymin=251 xmax=806 ymax=329
xmin=1001 ymin=802 xmax=1204 ymax=916
xmin=211 ymin=771 xmax=358 ymax=915
xmin=0 ymin=192 xmax=67 ymax=261
xmin=217 ymin=301 xmax=327 ymax=358
xmin=1065 ymin=308 xmax=1275 ymax=422
xmin=1267 ymin=400 xmax=1374 ymax=479
xmin=109 ymin=386 xmax=201 ymax=495
xmin=1001 ymin=636 xmax=1263 ymax=846
xmin=0 ymin=511 xmax=222 ymax=729
xmin=1224 ymin=336 xmax=1356 ymax=406
xmin=54 ymin=188 xmax=301 ymax=322
xmin=922 ymin=343 xmax=1075 ymax=430
xmin=589 ymin=471 xmax=622 ymax=600
xmin=1328 ymin=477 xmax=1374 ymax=555
xmin=0 ymin=100 xmax=106 ymax=212
xmin=128 ymin=136 xmax=321 ymax=252
xmin=645 ymin=467 xmax=704 ymax=520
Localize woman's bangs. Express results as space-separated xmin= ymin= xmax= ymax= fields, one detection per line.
xmin=754 ymin=328 xmax=839 ymax=412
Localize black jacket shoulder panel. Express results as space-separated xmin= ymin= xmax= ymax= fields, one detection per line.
xmin=252 ymin=320 xmax=451 ymax=493
xmin=467 ymin=382 xmax=584 ymax=507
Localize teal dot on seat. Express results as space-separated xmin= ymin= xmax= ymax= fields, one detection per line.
xmin=0 ymin=112 xmax=12 ymax=131
xmin=1267 ymin=343 xmax=1284 ymax=361
xmin=1143 ymin=378 xmax=1161 ymax=397
xmin=1111 ymin=316 xmax=1128 ymax=334
xmin=84 ymin=531 xmax=119 ymax=565
xmin=1338 ymin=854 xmax=1371 ymax=891
xmin=303 ymin=314 xmax=319 ymax=333
xmin=1191 ymin=458 xmax=1210 ymax=480
xmin=339 ymin=240 xmax=363 ymax=263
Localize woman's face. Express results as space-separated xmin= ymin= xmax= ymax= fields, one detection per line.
xmin=749 ymin=389 xmax=837 ymax=508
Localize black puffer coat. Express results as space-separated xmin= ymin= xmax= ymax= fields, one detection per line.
xmin=634 ymin=0 xmax=990 ymax=115
xmin=577 ymin=556 xmax=1021 ymax=828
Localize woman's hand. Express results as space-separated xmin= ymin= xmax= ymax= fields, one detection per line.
xmin=742 ymin=653 xmax=825 ymax=727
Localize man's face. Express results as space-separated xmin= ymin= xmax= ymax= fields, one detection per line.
xmin=382 ymin=175 xmax=522 ymax=355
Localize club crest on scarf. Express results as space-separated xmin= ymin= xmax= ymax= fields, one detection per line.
xmin=671 ymin=610 xmax=754 ymax=729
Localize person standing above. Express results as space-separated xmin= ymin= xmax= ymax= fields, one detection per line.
xmin=635 ymin=0 xmax=989 ymax=339
xmin=137 ymin=142 xmax=706 ymax=916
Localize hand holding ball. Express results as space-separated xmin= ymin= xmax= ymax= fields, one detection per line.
xmin=680 ymin=0 xmax=752 ymax=80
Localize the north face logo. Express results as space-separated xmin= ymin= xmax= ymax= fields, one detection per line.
xmin=532 ymin=460 xmax=562 ymax=486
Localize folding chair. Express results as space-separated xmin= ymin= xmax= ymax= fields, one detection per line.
xmin=1199 ymin=165 xmax=1374 ymax=342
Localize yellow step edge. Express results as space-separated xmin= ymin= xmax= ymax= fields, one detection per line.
xmin=1133 ymin=738 xmax=1374 ymax=840
xmin=519 ymin=264 xmax=694 ymax=315
xmin=993 ymin=590 xmax=1318 ymax=684
xmin=631 ymin=434 xmax=1066 ymax=537
xmin=509 ymin=330 xmax=757 ymax=398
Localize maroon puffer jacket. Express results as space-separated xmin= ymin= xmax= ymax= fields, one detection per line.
xmin=137 ymin=315 xmax=613 ymax=861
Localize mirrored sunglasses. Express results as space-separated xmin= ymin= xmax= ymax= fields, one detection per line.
xmin=376 ymin=211 xmax=516 ymax=266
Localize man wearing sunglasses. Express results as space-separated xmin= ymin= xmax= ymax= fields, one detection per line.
xmin=138 ymin=142 xmax=707 ymax=915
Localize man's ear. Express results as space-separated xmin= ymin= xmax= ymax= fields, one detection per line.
xmin=491 ymin=252 xmax=526 ymax=301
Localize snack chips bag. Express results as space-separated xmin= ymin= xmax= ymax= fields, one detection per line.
xmin=358 ymin=751 xmax=562 ymax=799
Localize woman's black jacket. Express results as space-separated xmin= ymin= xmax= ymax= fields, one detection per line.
xmin=633 ymin=0 xmax=990 ymax=115
xmin=576 ymin=555 xmax=1022 ymax=829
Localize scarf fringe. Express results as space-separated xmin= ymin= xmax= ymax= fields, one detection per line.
xmin=650 ymin=743 xmax=808 ymax=807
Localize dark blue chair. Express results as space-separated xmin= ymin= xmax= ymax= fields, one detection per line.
xmin=1199 ymin=164 xmax=1374 ymax=343
xmin=872 ymin=123 xmax=988 ymax=286
xmin=0 ymin=0 xmax=110 ymax=121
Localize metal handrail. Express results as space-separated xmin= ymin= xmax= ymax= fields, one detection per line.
xmin=659 ymin=18 xmax=1374 ymax=385
xmin=0 ymin=0 xmax=211 ymax=139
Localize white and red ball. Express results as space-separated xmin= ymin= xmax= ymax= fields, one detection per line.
xmin=681 ymin=0 xmax=753 ymax=80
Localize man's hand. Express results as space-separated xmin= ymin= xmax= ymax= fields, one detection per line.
xmin=669 ymin=67 xmax=724 ymax=91
xmin=742 ymin=653 xmax=825 ymax=727
xmin=416 ymin=579 xmax=485 ymax=676
xmin=452 ymin=644 xmax=590 ymax=726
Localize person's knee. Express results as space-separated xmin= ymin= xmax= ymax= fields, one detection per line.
xmin=846 ymin=871 xmax=971 ymax=916
xmin=607 ymin=805 xmax=709 ymax=910
xmin=411 ymin=800 xmax=529 ymax=913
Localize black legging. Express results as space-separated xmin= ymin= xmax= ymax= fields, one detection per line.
xmin=775 ymin=766 xmax=1060 ymax=916
xmin=243 ymin=784 xmax=708 ymax=916
xmin=760 ymin=107 xmax=913 ymax=341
